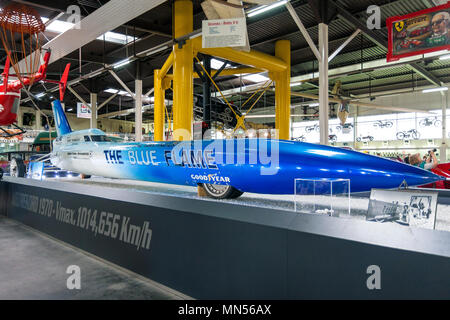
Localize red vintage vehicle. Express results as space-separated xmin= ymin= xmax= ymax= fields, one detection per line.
xmin=387 ymin=155 xmax=450 ymax=189
xmin=420 ymin=163 xmax=450 ymax=189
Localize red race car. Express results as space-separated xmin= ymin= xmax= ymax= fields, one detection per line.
xmin=409 ymin=26 xmax=431 ymax=37
xmin=397 ymin=39 xmax=423 ymax=49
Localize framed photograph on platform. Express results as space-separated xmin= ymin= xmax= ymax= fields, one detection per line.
xmin=367 ymin=188 xmax=438 ymax=230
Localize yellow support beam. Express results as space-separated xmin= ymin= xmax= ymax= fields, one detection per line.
xmin=192 ymin=37 xmax=287 ymax=73
xmin=274 ymin=40 xmax=291 ymax=140
xmin=159 ymin=51 xmax=173 ymax=80
xmin=165 ymin=67 xmax=263 ymax=80
xmin=172 ymin=0 xmax=194 ymax=141
xmin=154 ymin=69 xmax=165 ymax=141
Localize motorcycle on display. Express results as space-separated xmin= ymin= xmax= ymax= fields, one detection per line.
xmin=373 ymin=120 xmax=393 ymax=128
xmin=419 ymin=117 xmax=441 ymax=128
xmin=305 ymin=124 xmax=320 ymax=133
xmin=356 ymin=135 xmax=374 ymax=142
xmin=293 ymin=135 xmax=306 ymax=142
xmin=335 ymin=123 xmax=354 ymax=131
xmin=396 ymin=129 xmax=420 ymax=140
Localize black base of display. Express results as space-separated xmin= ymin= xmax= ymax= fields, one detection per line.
xmin=1 ymin=177 xmax=450 ymax=299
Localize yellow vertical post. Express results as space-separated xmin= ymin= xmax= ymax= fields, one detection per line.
xmin=172 ymin=0 xmax=193 ymax=141
xmin=154 ymin=69 xmax=165 ymax=141
xmin=274 ymin=40 xmax=291 ymax=140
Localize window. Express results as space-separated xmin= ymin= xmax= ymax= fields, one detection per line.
xmin=68 ymin=136 xmax=84 ymax=143
xmin=84 ymin=136 xmax=91 ymax=142
xmin=90 ymin=135 xmax=112 ymax=142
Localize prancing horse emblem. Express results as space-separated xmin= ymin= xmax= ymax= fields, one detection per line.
xmin=395 ymin=21 xmax=405 ymax=32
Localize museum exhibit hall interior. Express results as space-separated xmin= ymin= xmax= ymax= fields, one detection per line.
xmin=0 ymin=0 xmax=449 ymax=302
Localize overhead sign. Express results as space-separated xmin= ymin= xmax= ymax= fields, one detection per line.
xmin=0 ymin=129 xmax=23 ymax=142
xmin=202 ymin=18 xmax=248 ymax=48
xmin=387 ymin=2 xmax=450 ymax=62
xmin=77 ymin=102 xmax=91 ymax=119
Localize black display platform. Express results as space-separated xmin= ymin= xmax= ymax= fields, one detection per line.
xmin=1 ymin=177 xmax=449 ymax=299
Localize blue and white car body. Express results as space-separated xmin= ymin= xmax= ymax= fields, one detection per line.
xmin=49 ymin=100 xmax=441 ymax=199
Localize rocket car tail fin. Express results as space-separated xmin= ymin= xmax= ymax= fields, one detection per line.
xmin=52 ymin=99 xmax=72 ymax=136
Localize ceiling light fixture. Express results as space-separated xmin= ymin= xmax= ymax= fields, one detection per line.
xmin=144 ymin=45 xmax=169 ymax=57
xmin=113 ymin=58 xmax=130 ymax=69
xmin=247 ymin=0 xmax=288 ymax=18
xmin=242 ymin=73 xmax=270 ymax=83
xmin=98 ymin=32 xmax=136 ymax=45
xmin=422 ymin=87 xmax=448 ymax=93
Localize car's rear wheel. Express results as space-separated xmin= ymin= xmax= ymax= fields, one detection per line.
xmin=202 ymin=183 xmax=243 ymax=199
xmin=10 ymin=157 xmax=26 ymax=178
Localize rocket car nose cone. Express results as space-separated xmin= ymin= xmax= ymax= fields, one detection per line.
xmin=399 ymin=163 xmax=442 ymax=186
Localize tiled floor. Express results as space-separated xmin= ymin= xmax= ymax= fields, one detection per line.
xmin=0 ymin=216 xmax=188 ymax=300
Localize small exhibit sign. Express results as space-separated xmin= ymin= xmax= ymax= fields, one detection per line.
xmin=77 ymin=102 xmax=91 ymax=119
xmin=202 ymin=18 xmax=248 ymax=48
xmin=367 ymin=188 xmax=438 ymax=229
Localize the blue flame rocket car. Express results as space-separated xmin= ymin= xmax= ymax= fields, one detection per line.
xmin=48 ymin=100 xmax=441 ymax=199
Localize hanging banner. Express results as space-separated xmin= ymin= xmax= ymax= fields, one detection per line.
xmin=77 ymin=102 xmax=91 ymax=119
xmin=387 ymin=2 xmax=450 ymax=62
xmin=202 ymin=18 xmax=248 ymax=48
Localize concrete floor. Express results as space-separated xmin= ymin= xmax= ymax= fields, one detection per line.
xmin=0 ymin=216 xmax=187 ymax=300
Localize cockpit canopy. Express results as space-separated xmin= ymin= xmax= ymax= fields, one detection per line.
xmin=54 ymin=129 xmax=123 ymax=145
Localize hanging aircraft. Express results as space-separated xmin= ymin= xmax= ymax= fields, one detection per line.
xmin=0 ymin=50 xmax=70 ymax=137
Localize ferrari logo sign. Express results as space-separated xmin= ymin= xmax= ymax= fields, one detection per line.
xmin=395 ymin=21 xmax=405 ymax=32
xmin=387 ymin=2 xmax=450 ymax=62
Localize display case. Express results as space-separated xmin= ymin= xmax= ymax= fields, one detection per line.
xmin=294 ymin=178 xmax=351 ymax=217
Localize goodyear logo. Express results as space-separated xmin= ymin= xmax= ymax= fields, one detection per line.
xmin=191 ymin=173 xmax=230 ymax=183
xmin=395 ymin=21 xmax=405 ymax=32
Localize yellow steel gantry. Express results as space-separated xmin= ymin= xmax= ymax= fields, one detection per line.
xmin=153 ymin=0 xmax=291 ymax=141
